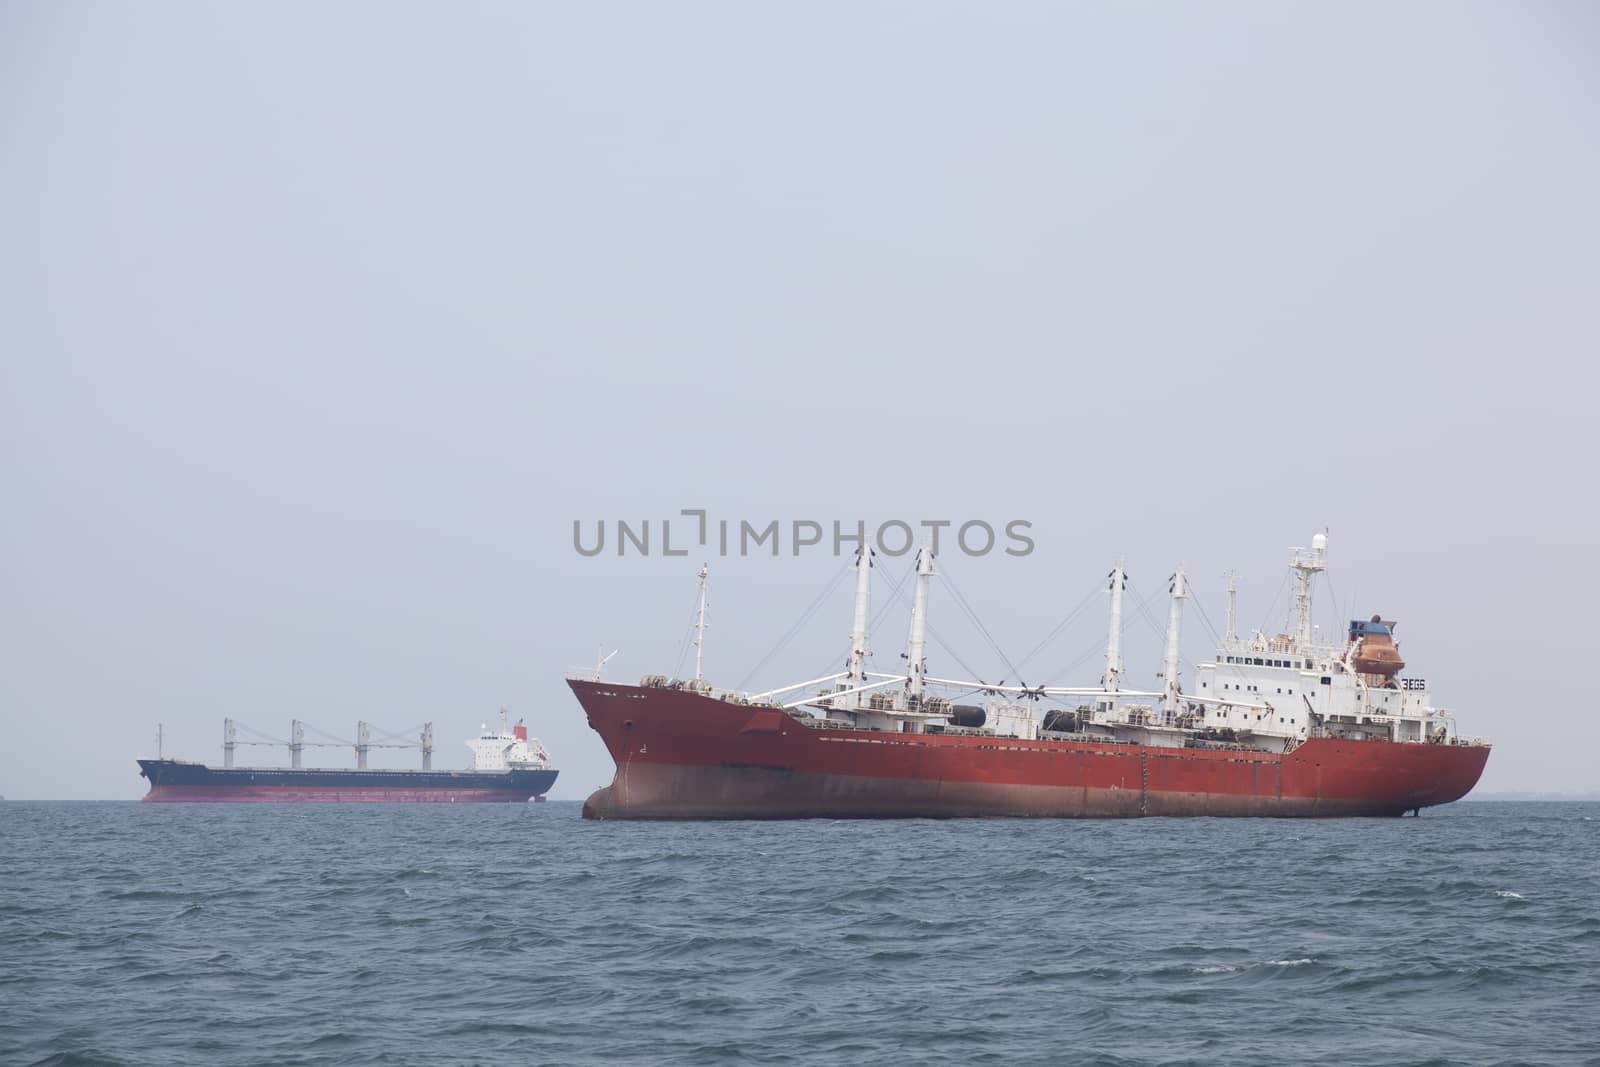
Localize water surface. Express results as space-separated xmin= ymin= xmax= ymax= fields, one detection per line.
xmin=2 ymin=801 xmax=1595 ymax=1065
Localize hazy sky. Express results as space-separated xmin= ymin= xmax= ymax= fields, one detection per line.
xmin=3 ymin=2 xmax=1596 ymax=800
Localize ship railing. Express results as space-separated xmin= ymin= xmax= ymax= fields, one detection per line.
xmin=565 ymin=666 xmax=602 ymax=681
xmin=1216 ymin=637 xmax=1346 ymax=663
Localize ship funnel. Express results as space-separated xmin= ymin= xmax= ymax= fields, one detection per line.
xmin=514 ymin=724 xmax=528 ymax=741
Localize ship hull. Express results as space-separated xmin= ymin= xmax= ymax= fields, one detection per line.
xmin=570 ymin=680 xmax=1489 ymax=820
xmin=137 ymin=760 xmax=557 ymax=803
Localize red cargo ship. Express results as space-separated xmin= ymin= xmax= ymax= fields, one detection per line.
xmin=571 ymin=535 xmax=1489 ymax=819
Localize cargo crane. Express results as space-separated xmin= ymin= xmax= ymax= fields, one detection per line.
xmin=222 ymin=718 xmax=434 ymax=770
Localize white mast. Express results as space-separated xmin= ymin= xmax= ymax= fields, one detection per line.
xmin=223 ymin=718 xmax=236 ymax=768
xmin=1224 ymin=571 xmax=1239 ymax=643
xmin=904 ymin=545 xmax=934 ymax=706
xmin=845 ymin=546 xmax=873 ymax=707
xmin=693 ymin=563 xmax=710 ymax=684
xmin=1290 ymin=533 xmax=1328 ymax=649
xmin=290 ymin=719 xmax=304 ymax=769
xmin=1162 ymin=567 xmax=1188 ymax=715
xmin=420 ymin=722 xmax=433 ymax=770
xmin=355 ymin=720 xmax=370 ymax=769
xmin=1103 ymin=562 xmax=1126 ymax=692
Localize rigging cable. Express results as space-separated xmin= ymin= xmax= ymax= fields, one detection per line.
xmin=1125 ymin=578 xmax=1170 ymax=644
xmin=1011 ymin=581 xmax=1105 ymax=678
xmin=370 ymin=723 xmax=427 ymax=744
xmin=734 ymin=561 xmax=854 ymax=692
xmin=299 ymin=722 xmax=353 ymax=746
xmin=1057 ymin=640 xmax=1106 ymax=679
xmin=233 ymin=721 xmax=287 ymax=745
xmin=1258 ymin=566 xmax=1291 ymax=640
xmin=805 ymin=553 xmax=915 ymax=683
xmin=1321 ymin=562 xmax=1343 ymax=640
xmin=1188 ymin=581 xmax=1256 ymax=689
xmin=937 ymin=565 xmax=1024 ymax=684
xmin=879 ymin=563 xmax=988 ymax=684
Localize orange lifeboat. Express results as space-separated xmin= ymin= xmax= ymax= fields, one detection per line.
xmin=1348 ymin=615 xmax=1405 ymax=678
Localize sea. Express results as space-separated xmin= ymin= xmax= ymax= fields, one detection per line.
xmin=1 ymin=801 xmax=1596 ymax=1066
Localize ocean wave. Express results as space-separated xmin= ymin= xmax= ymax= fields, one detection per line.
xmin=4 ymin=800 xmax=1596 ymax=1065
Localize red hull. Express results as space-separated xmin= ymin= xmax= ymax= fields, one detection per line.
xmin=569 ymin=680 xmax=1490 ymax=820
xmin=142 ymin=785 xmax=537 ymax=803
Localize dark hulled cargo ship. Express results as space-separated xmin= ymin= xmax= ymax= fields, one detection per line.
xmin=137 ymin=761 xmax=558 ymax=803
xmin=139 ymin=713 xmax=557 ymax=803
xmin=572 ymin=535 xmax=1490 ymax=819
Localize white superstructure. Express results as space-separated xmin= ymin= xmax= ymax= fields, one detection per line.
xmin=466 ymin=707 xmax=554 ymax=771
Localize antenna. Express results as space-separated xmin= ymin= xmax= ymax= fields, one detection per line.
xmin=693 ymin=563 xmax=710 ymax=683
xmin=1224 ymin=570 xmax=1239 ymax=643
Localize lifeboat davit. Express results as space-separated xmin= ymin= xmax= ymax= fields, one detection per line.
xmin=1349 ymin=615 xmax=1405 ymax=677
